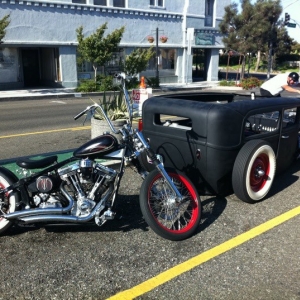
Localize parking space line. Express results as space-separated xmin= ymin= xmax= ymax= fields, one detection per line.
xmin=107 ymin=205 xmax=300 ymax=300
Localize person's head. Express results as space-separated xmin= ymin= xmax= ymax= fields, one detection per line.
xmin=287 ymin=72 xmax=299 ymax=85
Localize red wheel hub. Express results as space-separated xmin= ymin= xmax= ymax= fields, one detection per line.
xmin=250 ymin=154 xmax=269 ymax=192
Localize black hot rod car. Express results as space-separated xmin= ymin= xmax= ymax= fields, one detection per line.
xmin=140 ymin=92 xmax=300 ymax=203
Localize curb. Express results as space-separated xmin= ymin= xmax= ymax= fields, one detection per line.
xmin=0 ymin=84 xmax=223 ymax=101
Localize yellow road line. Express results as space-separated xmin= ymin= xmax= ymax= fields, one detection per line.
xmin=107 ymin=205 xmax=300 ymax=300
xmin=0 ymin=126 xmax=91 ymax=139
xmin=0 ymin=119 xmax=142 ymax=139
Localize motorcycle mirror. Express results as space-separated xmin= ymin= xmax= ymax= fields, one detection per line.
xmin=114 ymin=72 xmax=126 ymax=80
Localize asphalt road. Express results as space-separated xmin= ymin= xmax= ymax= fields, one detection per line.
xmin=0 ymin=92 xmax=299 ymax=300
xmin=0 ymin=96 xmax=95 ymax=160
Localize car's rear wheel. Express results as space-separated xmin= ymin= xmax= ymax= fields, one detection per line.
xmin=232 ymin=140 xmax=276 ymax=203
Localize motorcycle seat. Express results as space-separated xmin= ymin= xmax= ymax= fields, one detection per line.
xmin=16 ymin=155 xmax=58 ymax=169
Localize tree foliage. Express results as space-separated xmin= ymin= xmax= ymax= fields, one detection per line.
xmin=0 ymin=14 xmax=10 ymax=43
xmin=291 ymin=42 xmax=300 ymax=54
xmin=275 ymin=24 xmax=295 ymax=56
xmin=76 ymin=23 xmax=125 ymax=81
xmin=122 ymin=47 xmax=155 ymax=77
xmin=219 ymin=0 xmax=291 ymax=77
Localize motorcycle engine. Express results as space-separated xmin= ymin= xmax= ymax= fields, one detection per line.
xmin=26 ymin=175 xmax=64 ymax=208
xmin=57 ymin=159 xmax=117 ymax=216
xmin=33 ymin=193 xmax=63 ymax=208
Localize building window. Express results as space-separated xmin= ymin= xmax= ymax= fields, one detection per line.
xmin=105 ymin=49 xmax=124 ymax=75
xmin=72 ymin=0 xmax=86 ymax=3
xmin=94 ymin=0 xmax=107 ymax=5
xmin=205 ymin=0 xmax=213 ymax=16
xmin=113 ymin=0 xmax=125 ymax=7
xmin=150 ymin=0 xmax=164 ymax=7
xmin=145 ymin=49 xmax=176 ymax=76
xmin=205 ymin=0 xmax=214 ymax=26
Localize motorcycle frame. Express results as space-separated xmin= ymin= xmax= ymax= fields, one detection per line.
xmin=1 ymin=146 xmax=130 ymax=212
xmin=1 ymin=74 xmax=185 ymax=224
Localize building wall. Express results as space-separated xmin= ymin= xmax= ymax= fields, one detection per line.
xmin=0 ymin=0 xmax=230 ymax=89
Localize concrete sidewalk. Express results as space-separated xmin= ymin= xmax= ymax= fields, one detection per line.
xmin=0 ymin=81 xmax=249 ymax=101
xmin=0 ymin=87 xmax=78 ymax=100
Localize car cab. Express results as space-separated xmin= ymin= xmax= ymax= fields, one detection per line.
xmin=141 ymin=92 xmax=300 ymax=203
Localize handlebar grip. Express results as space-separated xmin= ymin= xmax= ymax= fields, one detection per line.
xmin=114 ymin=72 xmax=125 ymax=80
xmin=74 ymin=109 xmax=87 ymax=120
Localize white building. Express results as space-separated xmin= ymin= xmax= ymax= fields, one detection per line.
xmin=0 ymin=0 xmax=230 ymax=90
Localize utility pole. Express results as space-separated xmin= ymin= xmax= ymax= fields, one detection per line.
xmin=156 ymin=27 xmax=159 ymax=84
xmin=267 ymin=13 xmax=276 ymax=79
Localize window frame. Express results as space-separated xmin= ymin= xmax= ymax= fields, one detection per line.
xmin=113 ymin=0 xmax=125 ymax=8
xmin=150 ymin=0 xmax=164 ymax=8
xmin=94 ymin=0 xmax=107 ymax=5
xmin=72 ymin=0 xmax=86 ymax=4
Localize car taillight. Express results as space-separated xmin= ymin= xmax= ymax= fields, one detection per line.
xmin=138 ymin=118 xmax=143 ymax=131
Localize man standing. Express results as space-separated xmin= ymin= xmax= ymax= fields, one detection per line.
xmin=260 ymin=72 xmax=300 ymax=97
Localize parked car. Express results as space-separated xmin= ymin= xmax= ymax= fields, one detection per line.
xmin=140 ymin=92 xmax=300 ymax=203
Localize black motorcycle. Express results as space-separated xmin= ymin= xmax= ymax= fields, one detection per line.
xmin=0 ymin=74 xmax=201 ymax=241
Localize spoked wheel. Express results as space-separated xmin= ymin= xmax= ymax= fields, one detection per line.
xmin=0 ymin=170 xmax=18 ymax=234
xmin=140 ymin=168 xmax=201 ymax=241
xmin=232 ymin=140 xmax=276 ymax=203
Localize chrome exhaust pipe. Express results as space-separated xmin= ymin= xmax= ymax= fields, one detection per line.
xmin=18 ymin=213 xmax=94 ymax=224
xmin=18 ymin=185 xmax=113 ymax=224
xmin=4 ymin=182 xmax=73 ymax=220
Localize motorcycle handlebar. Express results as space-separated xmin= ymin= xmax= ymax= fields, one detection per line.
xmin=74 ymin=105 xmax=97 ymax=120
xmin=74 ymin=75 xmax=133 ymax=134
xmin=74 ymin=109 xmax=88 ymax=120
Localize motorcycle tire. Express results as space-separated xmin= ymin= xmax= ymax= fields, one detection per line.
xmin=139 ymin=168 xmax=201 ymax=241
xmin=137 ymin=151 xmax=155 ymax=173
xmin=0 ymin=168 xmax=19 ymax=234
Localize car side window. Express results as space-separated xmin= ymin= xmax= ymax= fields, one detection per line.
xmin=282 ymin=108 xmax=297 ymax=127
xmin=157 ymin=115 xmax=192 ymax=130
xmin=244 ymin=111 xmax=279 ymax=137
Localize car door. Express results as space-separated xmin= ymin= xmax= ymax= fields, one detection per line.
xmin=276 ymin=107 xmax=299 ymax=172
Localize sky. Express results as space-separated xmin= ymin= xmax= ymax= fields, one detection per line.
xmin=281 ymin=0 xmax=300 ymax=43
xmin=236 ymin=0 xmax=300 ymax=43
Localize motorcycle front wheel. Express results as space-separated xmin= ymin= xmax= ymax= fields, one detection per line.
xmin=140 ymin=168 xmax=201 ymax=241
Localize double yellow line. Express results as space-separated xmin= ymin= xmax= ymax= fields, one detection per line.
xmin=0 ymin=126 xmax=91 ymax=139
xmin=108 ymin=206 xmax=300 ymax=299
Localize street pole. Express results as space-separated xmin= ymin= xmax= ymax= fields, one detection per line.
xmin=267 ymin=19 xmax=275 ymax=80
xmin=156 ymin=27 xmax=159 ymax=84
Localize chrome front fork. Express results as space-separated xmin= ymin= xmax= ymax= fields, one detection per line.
xmin=135 ymin=130 xmax=183 ymax=202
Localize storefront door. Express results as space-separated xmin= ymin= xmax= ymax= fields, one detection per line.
xmin=22 ymin=49 xmax=40 ymax=87
xmin=192 ymin=49 xmax=205 ymax=81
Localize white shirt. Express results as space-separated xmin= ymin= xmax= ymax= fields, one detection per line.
xmin=260 ymin=73 xmax=297 ymax=96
